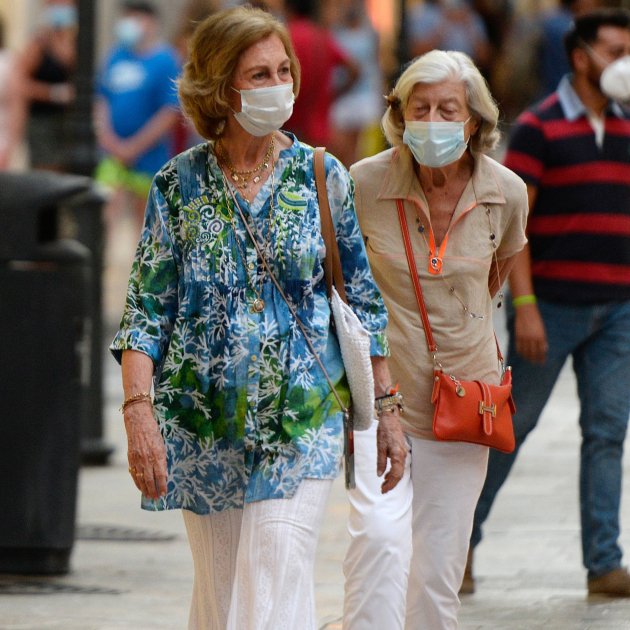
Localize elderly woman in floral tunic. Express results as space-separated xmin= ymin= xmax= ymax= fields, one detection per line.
xmin=110 ymin=7 xmax=406 ymax=630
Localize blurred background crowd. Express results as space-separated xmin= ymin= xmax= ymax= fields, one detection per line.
xmin=1 ymin=0 xmax=627 ymax=175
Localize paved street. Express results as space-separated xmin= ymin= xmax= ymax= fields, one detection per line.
xmin=2 ymin=219 xmax=630 ymax=628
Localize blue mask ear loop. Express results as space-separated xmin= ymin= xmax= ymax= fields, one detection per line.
xmin=462 ymin=115 xmax=473 ymax=146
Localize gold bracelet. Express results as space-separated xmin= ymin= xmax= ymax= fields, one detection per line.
xmin=121 ymin=397 xmax=153 ymax=414
xmin=120 ymin=391 xmax=152 ymax=413
xmin=375 ymin=391 xmax=405 ymax=418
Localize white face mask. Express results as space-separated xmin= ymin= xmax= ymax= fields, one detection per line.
xmin=600 ymin=55 xmax=630 ymax=104
xmin=44 ymin=5 xmax=78 ymax=30
xmin=232 ymin=83 xmax=294 ymax=137
xmin=403 ymin=118 xmax=471 ymax=168
xmin=584 ymin=44 xmax=630 ymax=104
xmin=115 ymin=17 xmax=144 ymax=49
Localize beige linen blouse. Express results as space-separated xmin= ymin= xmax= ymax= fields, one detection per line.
xmin=351 ymin=146 xmax=528 ymax=439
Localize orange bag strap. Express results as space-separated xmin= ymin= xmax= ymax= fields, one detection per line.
xmin=396 ymin=198 xmax=438 ymax=354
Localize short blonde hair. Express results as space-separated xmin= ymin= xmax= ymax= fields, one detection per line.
xmin=382 ymin=50 xmax=500 ymax=153
xmin=178 ymin=6 xmax=301 ymax=140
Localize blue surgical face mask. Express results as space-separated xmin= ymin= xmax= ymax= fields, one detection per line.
xmin=44 ymin=5 xmax=78 ymax=30
xmin=403 ymin=118 xmax=471 ymax=168
xmin=115 ymin=17 xmax=144 ymax=49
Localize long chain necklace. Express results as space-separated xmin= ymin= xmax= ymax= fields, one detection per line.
xmin=221 ymin=164 xmax=277 ymax=313
xmin=215 ymin=135 xmax=275 ymax=198
xmin=413 ymin=202 xmax=503 ymax=320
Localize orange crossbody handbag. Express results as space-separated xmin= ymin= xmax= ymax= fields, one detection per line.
xmin=396 ymin=199 xmax=516 ymax=453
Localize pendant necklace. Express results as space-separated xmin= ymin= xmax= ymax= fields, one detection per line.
xmin=215 ymin=135 xmax=275 ymax=201
xmin=221 ymin=164 xmax=277 ymax=314
xmin=413 ymin=198 xmax=503 ymax=320
xmin=425 ymin=204 xmax=457 ymax=275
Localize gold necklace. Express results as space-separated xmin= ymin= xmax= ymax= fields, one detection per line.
xmin=215 ymin=135 xmax=275 ymax=196
xmin=221 ymin=164 xmax=277 ymax=313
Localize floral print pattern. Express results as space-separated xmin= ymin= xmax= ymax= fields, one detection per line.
xmin=111 ymin=134 xmax=389 ymax=514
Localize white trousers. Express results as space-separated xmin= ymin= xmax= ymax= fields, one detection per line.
xmin=183 ymin=479 xmax=333 ymax=630
xmin=343 ymin=422 xmax=489 ymax=630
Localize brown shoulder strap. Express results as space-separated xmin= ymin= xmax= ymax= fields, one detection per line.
xmin=314 ymin=147 xmax=348 ymax=303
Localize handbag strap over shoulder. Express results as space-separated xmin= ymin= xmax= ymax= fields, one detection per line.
xmin=313 ymin=147 xmax=348 ymax=304
xmin=221 ymin=162 xmax=356 ymax=489
xmin=395 ymin=198 xmax=504 ymax=364
xmin=223 ymin=177 xmax=349 ymax=418
xmin=396 ymin=199 xmax=438 ymax=354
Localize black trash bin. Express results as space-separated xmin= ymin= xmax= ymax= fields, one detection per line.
xmin=0 ymin=172 xmax=96 ymax=574
xmin=0 ymin=171 xmax=112 ymax=465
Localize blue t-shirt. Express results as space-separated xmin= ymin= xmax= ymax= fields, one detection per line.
xmin=98 ymin=43 xmax=181 ymax=176
xmin=537 ymin=8 xmax=573 ymax=97
xmin=407 ymin=4 xmax=488 ymax=60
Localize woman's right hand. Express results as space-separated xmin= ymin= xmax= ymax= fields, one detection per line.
xmin=514 ymin=303 xmax=548 ymax=364
xmin=124 ymin=403 xmax=168 ymax=500
xmin=376 ymin=411 xmax=408 ymax=494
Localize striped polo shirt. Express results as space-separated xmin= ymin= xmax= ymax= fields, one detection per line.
xmin=504 ymin=75 xmax=630 ymax=304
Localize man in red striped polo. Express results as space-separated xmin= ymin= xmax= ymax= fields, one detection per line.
xmin=467 ymin=8 xmax=630 ymax=597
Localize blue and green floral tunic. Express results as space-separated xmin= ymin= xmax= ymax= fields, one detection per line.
xmin=111 ymin=134 xmax=389 ymax=514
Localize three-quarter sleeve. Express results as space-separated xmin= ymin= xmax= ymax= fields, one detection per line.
xmin=110 ymin=183 xmax=180 ymax=366
xmin=324 ymin=154 xmax=390 ymax=357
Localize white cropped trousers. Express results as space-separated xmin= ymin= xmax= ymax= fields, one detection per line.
xmin=343 ymin=421 xmax=488 ymax=630
xmin=183 ymin=478 xmax=332 ymax=630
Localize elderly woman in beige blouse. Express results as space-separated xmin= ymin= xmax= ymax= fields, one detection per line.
xmin=342 ymin=50 xmax=529 ymax=630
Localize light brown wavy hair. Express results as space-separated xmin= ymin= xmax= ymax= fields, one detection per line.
xmin=178 ymin=6 xmax=301 ymax=140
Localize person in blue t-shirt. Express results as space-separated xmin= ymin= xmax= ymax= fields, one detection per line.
xmin=94 ymin=0 xmax=181 ymax=229
xmin=535 ymin=0 xmax=602 ymax=98
xmin=407 ymin=0 xmax=491 ymax=76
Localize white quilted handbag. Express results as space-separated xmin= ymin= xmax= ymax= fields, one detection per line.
xmin=329 ymin=286 xmax=375 ymax=431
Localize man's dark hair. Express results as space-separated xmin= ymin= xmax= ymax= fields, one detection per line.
xmin=122 ymin=1 xmax=158 ymax=16
xmin=564 ymin=8 xmax=630 ymax=63
xmin=284 ymin=0 xmax=317 ymax=19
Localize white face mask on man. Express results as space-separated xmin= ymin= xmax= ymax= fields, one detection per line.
xmin=232 ymin=83 xmax=294 ymax=137
xmin=600 ymin=56 xmax=630 ymax=104
xmin=403 ymin=118 xmax=471 ymax=168
xmin=584 ymin=43 xmax=630 ymax=104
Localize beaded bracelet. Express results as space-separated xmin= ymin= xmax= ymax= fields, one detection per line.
xmin=375 ymin=384 xmax=399 ymax=401
xmin=120 ymin=391 xmax=152 ymax=414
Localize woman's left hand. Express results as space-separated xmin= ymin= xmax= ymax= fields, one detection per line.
xmin=376 ymin=411 xmax=408 ymax=494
